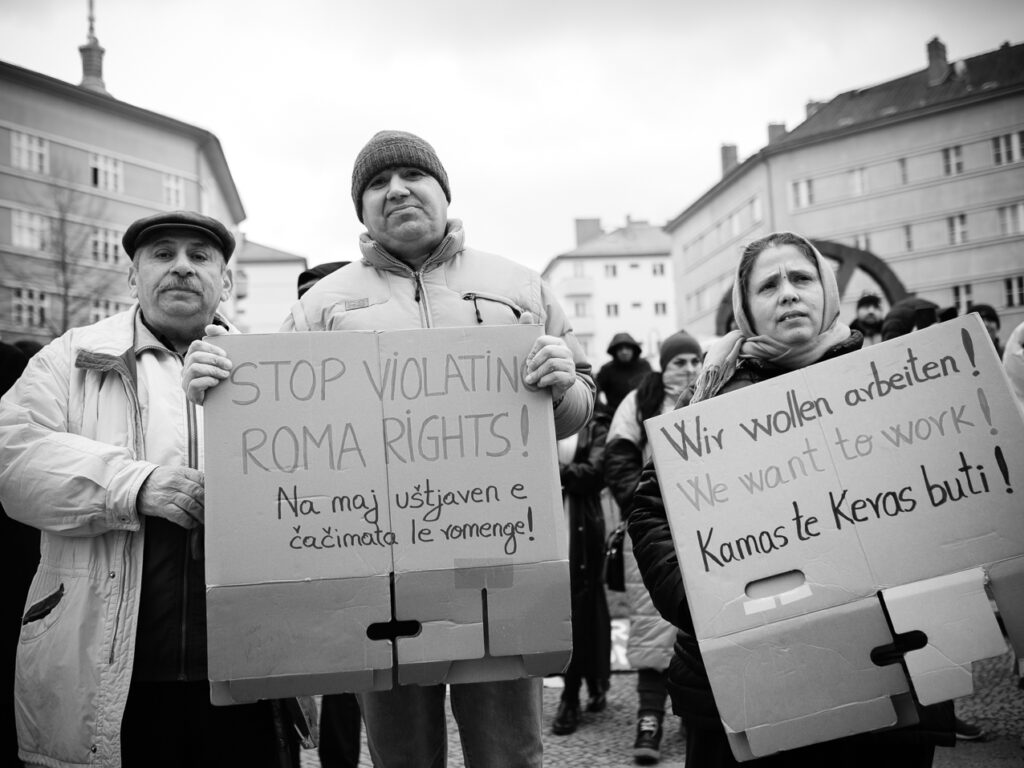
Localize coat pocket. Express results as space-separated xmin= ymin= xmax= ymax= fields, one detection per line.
xmin=22 ymin=583 xmax=64 ymax=625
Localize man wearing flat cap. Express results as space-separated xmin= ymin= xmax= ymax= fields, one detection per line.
xmin=185 ymin=131 xmax=595 ymax=767
xmin=0 ymin=212 xmax=300 ymax=766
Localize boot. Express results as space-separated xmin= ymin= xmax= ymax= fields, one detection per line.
xmin=552 ymin=698 xmax=580 ymax=735
xmin=633 ymin=712 xmax=662 ymax=764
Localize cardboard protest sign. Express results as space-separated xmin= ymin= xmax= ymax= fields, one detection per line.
xmin=646 ymin=314 xmax=1024 ymax=760
xmin=202 ymin=325 xmax=570 ymax=703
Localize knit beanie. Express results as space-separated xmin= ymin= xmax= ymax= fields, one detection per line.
xmin=351 ymin=130 xmax=451 ymax=222
xmin=659 ymin=331 xmax=703 ymax=370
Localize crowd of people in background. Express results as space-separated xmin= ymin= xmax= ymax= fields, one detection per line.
xmin=0 ymin=128 xmax=1021 ymax=767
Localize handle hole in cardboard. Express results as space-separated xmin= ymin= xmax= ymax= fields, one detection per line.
xmin=366 ymin=619 xmax=422 ymax=642
xmin=745 ymin=570 xmax=805 ymax=599
xmin=870 ymin=630 xmax=928 ymax=667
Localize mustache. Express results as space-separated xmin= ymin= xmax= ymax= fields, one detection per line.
xmin=159 ymin=279 xmax=201 ymax=293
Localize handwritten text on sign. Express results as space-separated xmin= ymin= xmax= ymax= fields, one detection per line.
xmin=202 ymin=326 xmax=564 ymax=587
xmin=646 ymin=316 xmax=1022 ymax=589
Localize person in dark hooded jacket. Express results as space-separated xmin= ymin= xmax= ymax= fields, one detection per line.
xmin=597 ymin=333 xmax=653 ymax=414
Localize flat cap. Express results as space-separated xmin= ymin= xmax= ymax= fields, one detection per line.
xmin=122 ymin=210 xmax=235 ymax=260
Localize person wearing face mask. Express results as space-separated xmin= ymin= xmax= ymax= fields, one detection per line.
xmin=604 ymin=330 xmax=704 ymax=765
xmin=627 ymin=232 xmax=954 ymax=767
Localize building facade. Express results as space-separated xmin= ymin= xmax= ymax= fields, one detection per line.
xmin=667 ymin=37 xmax=1024 ymax=345
xmin=0 ymin=27 xmax=245 ymax=344
xmin=542 ymin=217 xmax=680 ymax=368
xmin=233 ymin=240 xmax=308 ymax=333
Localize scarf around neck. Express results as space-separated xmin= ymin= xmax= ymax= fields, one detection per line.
xmin=691 ymin=234 xmax=850 ymax=403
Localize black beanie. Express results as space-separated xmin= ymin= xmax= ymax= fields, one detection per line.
xmin=351 ymin=131 xmax=451 ymax=222
xmin=659 ymin=331 xmax=702 ymax=370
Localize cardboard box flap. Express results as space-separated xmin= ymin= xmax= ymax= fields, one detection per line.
xmin=882 ymin=568 xmax=1006 ymax=705
xmin=701 ymin=597 xmax=909 ymax=742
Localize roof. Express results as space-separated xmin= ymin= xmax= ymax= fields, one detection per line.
xmin=0 ymin=59 xmax=246 ymax=224
xmin=236 ymin=240 xmax=307 ymax=266
xmin=666 ymin=39 xmax=1024 ymax=232
xmin=541 ymin=221 xmax=670 ymax=277
xmin=782 ymin=40 xmax=1024 ymax=144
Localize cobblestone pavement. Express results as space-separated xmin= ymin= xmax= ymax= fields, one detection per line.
xmin=302 ymin=626 xmax=1023 ymax=767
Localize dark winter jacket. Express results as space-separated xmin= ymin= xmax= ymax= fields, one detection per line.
xmin=596 ymin=334 xmax=652 ymax=414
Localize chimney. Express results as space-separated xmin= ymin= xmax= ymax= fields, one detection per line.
xmin=79 ymin=0 xmax=110 ymax=96
xmin=720 ymin=144 xmax=738 ymax=176
xmin=575 ymin=218 xmax=603 ymax=246
xmin=806 ymin=100 xmax=826 ymax=119
xmin=767 ymin=122 xmax=787 ymax=144
xmin=927 ymin=37 xmax=949 ymax=87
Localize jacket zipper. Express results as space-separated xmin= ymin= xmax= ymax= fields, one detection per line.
xmin=413 ymin=270 xmax=432 ymax=327
xmin=462 ymin=292 xmax=524 ymax=323
xmin=180 ymin=387 xmax=199 ymax=679
xmin=106 ymin=356 xmax=144 ymax=665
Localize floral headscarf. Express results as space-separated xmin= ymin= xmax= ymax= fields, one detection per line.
xmin=691 ymin=233 xmax=851 ymax=404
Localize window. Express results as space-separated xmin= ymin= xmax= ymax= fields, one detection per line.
xmin=604 ymin=263 xmax=617 ymax=277
xmin=729 ymin=212 xmax=740 ymax=237
xmin=90 ymin=153 xmax=123 ymax=192
xmin=849 ymin=167 xmax=866 ymax=196
xmin=12 ymin=211 xmax=51 ymax=251
xmin=91 ymin=227 xmax=122 ymax=264
xmin=606 ymin=303 xmax=619 ymax=317
xmin=652 ymin=262 xmax=665 ymax=276
xmin=792 ymin=178 xmax=814 ymax=209
xmin=12 ymin=131 xmax=49 ymax=174
xmin=903 ymin=224 xmax=914 ymax=252
xmin=631 ymin=302 xmax=642 ymax=309
xmin=573 ymin=301 xmax=588 ymax=317
xmin=992 ymin=133 xmax=1022 ymax=166
xmin=88 ymin=298 xmax=129 ymax=324
xmin=163 ymin=174 xmax=186 ymax=207
xmin=654 ymin=302 xmax=667 ymax=315
xmin=1006 ymin=276 xmax=1024 ymax=307
xmin=952 ymin=284 xmax=972 ymax=315
xmin=12 ymin=288 xmax=49 ymax=328
xmin=942 ymin=146 xmax=963 ymax=176
xmin=947 ymin=213 xmax=967 ymax=245
xmin=629 ymin=263 xmax=640 ymax=269
xmin=853 ymin=233 xmax=871 ymax=251
xmin=751 ymin=195 xmax=762 ymax=223
xmin=572 ymin=262 xmax=585 ymax=278
xmin=898 ymin=158 xmax=908 ymax=185
xmin=998 ymin=203 xmax=1024 ymax=235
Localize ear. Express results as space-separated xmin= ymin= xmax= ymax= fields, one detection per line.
xmin=127 ymin=263 xmax=139 ymax=298
xmin=220 ymin=266 xmax=234 ymax=303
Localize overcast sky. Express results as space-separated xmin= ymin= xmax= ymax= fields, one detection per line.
xmin=2 ymin=0 xmax=1022 ymax=272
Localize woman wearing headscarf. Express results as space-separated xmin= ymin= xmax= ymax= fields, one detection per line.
xmin=604 ymin=330 xmax=704 ymax=765
xmin=627 ymin=232 xmax=954 ymax=767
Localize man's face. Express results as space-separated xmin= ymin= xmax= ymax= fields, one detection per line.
xmin=128 ymin=231 xmax=232 ymax=348
xmin=615 ymin=346 xmax=635 ymax=363
xmin=361 ymin=167 xmax=447 ymax=265
xmin=857 ymin=303 xmax=881 ymax=328
xmin=984 ymin=318 xmax=1000 ymax=344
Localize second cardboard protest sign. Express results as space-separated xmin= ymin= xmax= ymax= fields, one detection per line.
xmin=202 ymin=325 xmax=569 ymax=703
xmin=646 ymin=314 xmax=1024 ymax=759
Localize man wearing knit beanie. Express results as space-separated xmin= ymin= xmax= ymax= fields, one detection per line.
xmin=183 ymin=130 xmax=595 ymax=768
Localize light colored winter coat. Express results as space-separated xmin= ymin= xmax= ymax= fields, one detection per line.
xmin=0 ymin=306 xmax=217 ymax=768
xmin=283 ymin=219 xmax=595 ymax=438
